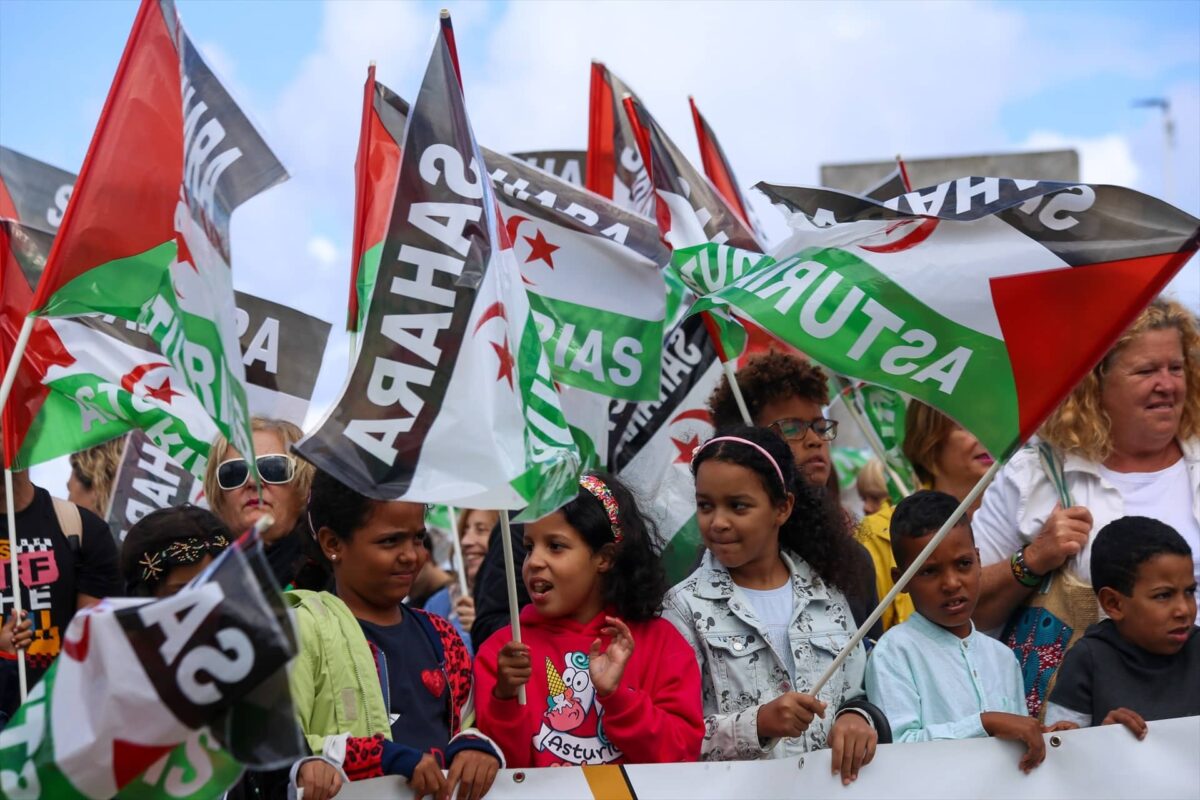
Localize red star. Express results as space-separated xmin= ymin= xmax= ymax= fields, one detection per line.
xmin=523 ymin=229 xmax=558 ymax=268
xmin=145 ymin=377 xmax=182 ymax=405
xmin=490 ymin=337 xmax=515 ymax=389
xmin=671 ymin=434 xmax=701 ymax=464
xmin=174 ymin=232 xmax=199 ymax=273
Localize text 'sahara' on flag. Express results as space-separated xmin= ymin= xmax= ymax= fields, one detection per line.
xmin=23 ymin=0 xmax=286 ymax=471
xmin=672 ymin=179 xmax=1200 ymax=462
xmin=296 ymin=18 xmax=580 ymax=519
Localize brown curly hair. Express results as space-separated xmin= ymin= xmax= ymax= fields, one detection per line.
xmin=69 ymin=436 xmax=128 ymax=517
xmin=707 ymin=351 xmax=830 ymax=429
xmin=1039 ymin=297 xmax=1200 ymax=461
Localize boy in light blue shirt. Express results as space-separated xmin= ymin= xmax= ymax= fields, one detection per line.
xmin=866 ymin=491 xmax=1068 ymax=772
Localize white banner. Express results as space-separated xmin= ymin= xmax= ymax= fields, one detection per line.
xmin=339 ymin=715 xmax=1200 ymax=799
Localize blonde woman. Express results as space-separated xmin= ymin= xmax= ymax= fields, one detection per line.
xmin=67 ymin=437 xmax=128 ymax=517
xmin=203 ymin=417 xmax=324 ymax=590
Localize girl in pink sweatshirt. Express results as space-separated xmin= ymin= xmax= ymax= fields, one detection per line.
xmin=473 ymin=471 xmax=704 ymax=767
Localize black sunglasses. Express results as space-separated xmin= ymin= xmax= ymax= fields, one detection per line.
xmin=769 ymin=417 xmax=838 ymax=442
xmin=217 ymin=454 xmax=296 ymax=491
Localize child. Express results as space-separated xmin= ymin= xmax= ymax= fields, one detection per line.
xmin=865 ymin=491 xmax=1055 ymax=773
xmin=663 ymin=426 xmax=886 ymax=785
xmin=1044 ymin=516 xmax=1199 ymax=734
xmin=120 ymin=505 xmax=232 ymax=597
xmin=473 ymin=472 xmax=704 ymax=767
xmin=855 ymin=459 xmax=890 ymax=517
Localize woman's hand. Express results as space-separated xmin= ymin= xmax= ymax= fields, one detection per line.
xmin=1024 ymin=505 xmax=1093 ymax=575
xmin=494 ymin=641 xmax=531 ymax=700
xmin=829 ymin=711 xmax=877 ymax=785
xmin=588 ymin=617 xmax=635 ymax=697
xmin=1 ymin=610 xmax=32 ymax=655
xmin=454 ymin=595 xmax=476 ymax=631
xmin=755 ymin=692 xmax=826 ymax=739
xmin=444 ymin=750 xmax=499 ymax=800
xmin=409 ymin=753 xmax=447 ymax=800
xmin=296 ymin=759 xmax=343 ymax=800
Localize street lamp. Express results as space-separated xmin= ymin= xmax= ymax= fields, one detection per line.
xmin=1133 ymin=98 xmax=1175 ymax=204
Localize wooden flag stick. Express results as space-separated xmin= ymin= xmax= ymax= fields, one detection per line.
xmin=4 ymin=467 xmax=27 ymax=702
xmin=498 ymin=514 xmax=525 ymax=705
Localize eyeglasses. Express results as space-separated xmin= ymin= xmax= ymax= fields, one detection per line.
xmin=217 ymin=454 xmax=297 ymax=491
xmin=769 ymin=417 xmax=838 ymax=442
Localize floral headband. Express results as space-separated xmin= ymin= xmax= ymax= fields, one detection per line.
xmin=579 ymin=474 xmax=623 ymax=543
xmin=137 ymin=534 xmax=230 ymax=585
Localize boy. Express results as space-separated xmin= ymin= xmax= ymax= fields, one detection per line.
xmin=1044 ymin=516 xmax=1199 ymax=735
xmin=865 ymin=491 xmax=1058 ymax=772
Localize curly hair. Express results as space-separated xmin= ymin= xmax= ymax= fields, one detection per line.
xmin=707 ymin=351 xmax=830 ymax=429
xmin=69 ymin=436 xmax=128 ymax=517
xmin=203 ymin=417 xmax=314 ymax=524
xmin=1039 ymin=297 xmax=1200 ymax=461
xmin=555 ymin=471 xmax=667 ymax=621
xmin=902 ymin=400 xmax=958 ymax=486
xmin=691 ymin=425 xmax=863 ymax=594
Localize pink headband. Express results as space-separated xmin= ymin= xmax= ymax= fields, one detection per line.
xmin=692 ymin=436 xmax=787 ymax=491
xmin=579 ymin=475 xmax=623 ymax=543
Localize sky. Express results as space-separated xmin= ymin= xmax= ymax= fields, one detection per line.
xmin=1 ymin=0 xmax=1198 ymax=491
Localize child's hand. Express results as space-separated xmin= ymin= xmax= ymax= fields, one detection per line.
xmin=1043 ymin=721 xmax=1079 ymax=733
xmin=1101 ymin=707 xmax=1148 ymax=740
xmin=829 ymin=711 xmax=877 ymax=785
xmin=408 ymin=753 xmax=447 ymax=800
xmin=756 ymin=692 xmax=827 ymax=740
xmin=981 ymin=712 xmax=1046 ymax=773
xmin=296 ymin=758 xmax=343 ymax=800
xmin=444 ymin=749 xmax=499 ymax=800
xmin=1 ymin=611 xmax=32 ymax=655
xmin=494 ymin=641 xmax=531 ymax=700
xmin=453 ymin=595 xmax=476 ymax=631
xmin=589 ymin=617 xmax=635 ymax=697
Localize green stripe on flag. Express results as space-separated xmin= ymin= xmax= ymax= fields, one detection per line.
xmin=33 ymin=241 xmax=175 ymax=320
xmin=660 ymin=515 xmax=703 ymax=584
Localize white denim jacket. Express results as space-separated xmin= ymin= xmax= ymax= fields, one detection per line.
xmin=662 ymin=549 xmax=868 ymax=761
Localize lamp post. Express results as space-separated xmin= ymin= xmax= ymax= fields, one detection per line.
xmin=1133 ymin=97 xmax=1175 ymax=204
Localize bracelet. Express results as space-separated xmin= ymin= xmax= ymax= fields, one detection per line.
xmin=1010 ymin=546 xmax=1044 ymax=588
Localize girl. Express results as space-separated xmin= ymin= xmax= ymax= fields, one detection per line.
xmin=473 ymin=472 xmax=703 ymax=766
xmin=120 ymin=505 xmax=232 ymax=597
xmin=663 ymin=426 xmax=888 ymax=784
xmin=286 ymin=469 xmax=502 ymax=800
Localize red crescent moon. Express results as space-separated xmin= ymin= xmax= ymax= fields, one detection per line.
xmin=671 ymin=408 xmax=713 ymax=425
xmin=504 ymin=214 xmax=530 ymax=244
xmin=120 ymin=362 xmax=170 ymax=394
xmin=859 ymin=218 xmax=940 ymax=254
xmin=472 ymin=302 xmax=508 ymax=335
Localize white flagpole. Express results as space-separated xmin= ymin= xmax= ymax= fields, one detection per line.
xmin=0 ymin=317 xmax=35 ymax=422
xmin=498 ymin=514 xmax=525 ymax=705
xmin=721 ymin=360 xmax=753 ymax=426
xmin=760 ymin=458 xmax=1002 ymax=752
xmin=446 ymin=505 xmax=469 ymax=598
xmin=5 ymin=467 xmax=27 ymax=702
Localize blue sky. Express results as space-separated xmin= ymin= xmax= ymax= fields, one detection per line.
xmin=2 ymin=0 xmax=1198 ymax=490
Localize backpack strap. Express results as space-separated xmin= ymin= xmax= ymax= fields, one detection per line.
xmin=1036 ymin=441 xmax=1074 ymax=508
xmin=51 ymin=497 xmax=83 ymax=553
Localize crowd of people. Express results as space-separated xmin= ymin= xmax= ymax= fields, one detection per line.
xmin=0 ymin=296 xmax=1196 ymax=799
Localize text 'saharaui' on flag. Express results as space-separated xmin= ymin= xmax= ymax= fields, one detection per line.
xmin=296 ymin=17 xmax=579 ymax=517
xmin=672 ymin=178 xmax=1200 ymax=461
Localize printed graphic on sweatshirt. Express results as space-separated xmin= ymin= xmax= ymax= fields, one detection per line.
xmin=533 ymin=651 xmax=622 ymax=765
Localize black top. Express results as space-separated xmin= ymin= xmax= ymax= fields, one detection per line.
xmin=1049 ymin=619 xmax=1200 ymax=722
xmin=470 ymin=520 xmax=528 ymax=650
xmin=847 ymin=540 xmax=885 ymax=645
xmin=359 ymin=607 xmax=450 ymax=753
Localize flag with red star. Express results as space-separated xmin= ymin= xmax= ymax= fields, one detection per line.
xmin=297 ymin=12 xmax=579 ymax=519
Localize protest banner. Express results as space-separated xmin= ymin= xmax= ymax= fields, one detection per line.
xmin=511 ymin=150 xmax=586 ymax=187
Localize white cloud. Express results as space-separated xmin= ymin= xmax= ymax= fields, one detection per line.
xmin=306 ymin=235 xmax=339 ymax=268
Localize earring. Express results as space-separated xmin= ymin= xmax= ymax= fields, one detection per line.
xmin=330 ymin=554 xmax=338 ymax=561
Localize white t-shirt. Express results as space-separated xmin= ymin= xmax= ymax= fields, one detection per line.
xmin=741 ymin=583 xmax=796 ymax=682
xmin=1098 ymin=459 xmax=1200 ymax=620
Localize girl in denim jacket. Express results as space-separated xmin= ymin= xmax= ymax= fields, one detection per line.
xmin=663 ymin=426 xmax=889 ymax=784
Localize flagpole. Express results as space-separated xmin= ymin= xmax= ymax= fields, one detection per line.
xmin=446 ymin=505 xmax=469 ymax=598
xmin=4 ymin=466 xmax=27 ymax=702
xmin=761 ymin=458 xmax=1002 ymax=752
xmin=0 ymin=317 xmax=35 ymax=428
xmin=721 ymin=360 xmax=753 ymax=425
xmin=498 ymin=514 xmax=526 ymax=705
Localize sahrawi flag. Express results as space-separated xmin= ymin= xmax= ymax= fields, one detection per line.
xmin=671 ymin=178 xmax=1200 ymax=462
xmin=22 ymin=0 xmax=286 ymax=471
xmin=586 ymin=62 xmax=654 ymax=218
xmin=0 ymin=537 xmax=303 ymax=800
xmin=297 ymin=15 xmax=579 ymax=516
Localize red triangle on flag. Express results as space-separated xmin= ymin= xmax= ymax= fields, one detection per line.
xmin=990 ymin=250 xmax=1190 ymax=449
xmin=112 ymin=738 xmax=177 ymax=788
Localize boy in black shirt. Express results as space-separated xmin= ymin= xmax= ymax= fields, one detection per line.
xmin=1045 ymin=516 xmax=1199 ymax=734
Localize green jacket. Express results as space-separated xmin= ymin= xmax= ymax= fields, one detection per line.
xmin=285 ymin=590 xmax=391 ymax=754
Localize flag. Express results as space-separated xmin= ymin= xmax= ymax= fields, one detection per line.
xmin=861 ymin=157 xmax=913 ymax=202
xmin=0 ymin=146 xmax=75 ymax=233
xmin=0 ymin=537 xmax=303 ymax=800
xmin=672 ymin=178 xmax=1200 ymax=461
xmin=23 ymin=0 xmax=286 ymax=474
xmin=687 ymin=96 xmax=766 ymax=243
xmin=850 ymin=381 xmax=917 ymax=500
xmin=510 ymin=150 xmax=586 ymax=187
xmin=104 ymin=430 xmax=206 ymax=543
xmin=348 ymin=67 xmax=409 ymax=333
xmin=296 ymin=15 xmax=579 ymax=518
xmin=585 ymin=62 xmax=653 ymax=217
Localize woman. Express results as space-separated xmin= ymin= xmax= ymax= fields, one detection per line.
xmin=972 ymin=297 xmax=1200 ymax=715
xmin=286 ymin=469 xmax=501 ymax=800
xmin=67 ymin=436 xmax=128 ymax=518
xmin=424 ymin=509 xmax=497 ymax=654
xmin=203 ymin=417 xmax=325 ymax=591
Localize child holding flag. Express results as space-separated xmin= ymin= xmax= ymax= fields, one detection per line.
xmin=663 ymin=426 xmax=886 ymax=784
xmin=473 ymin=472 xmax=704 ymax=766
